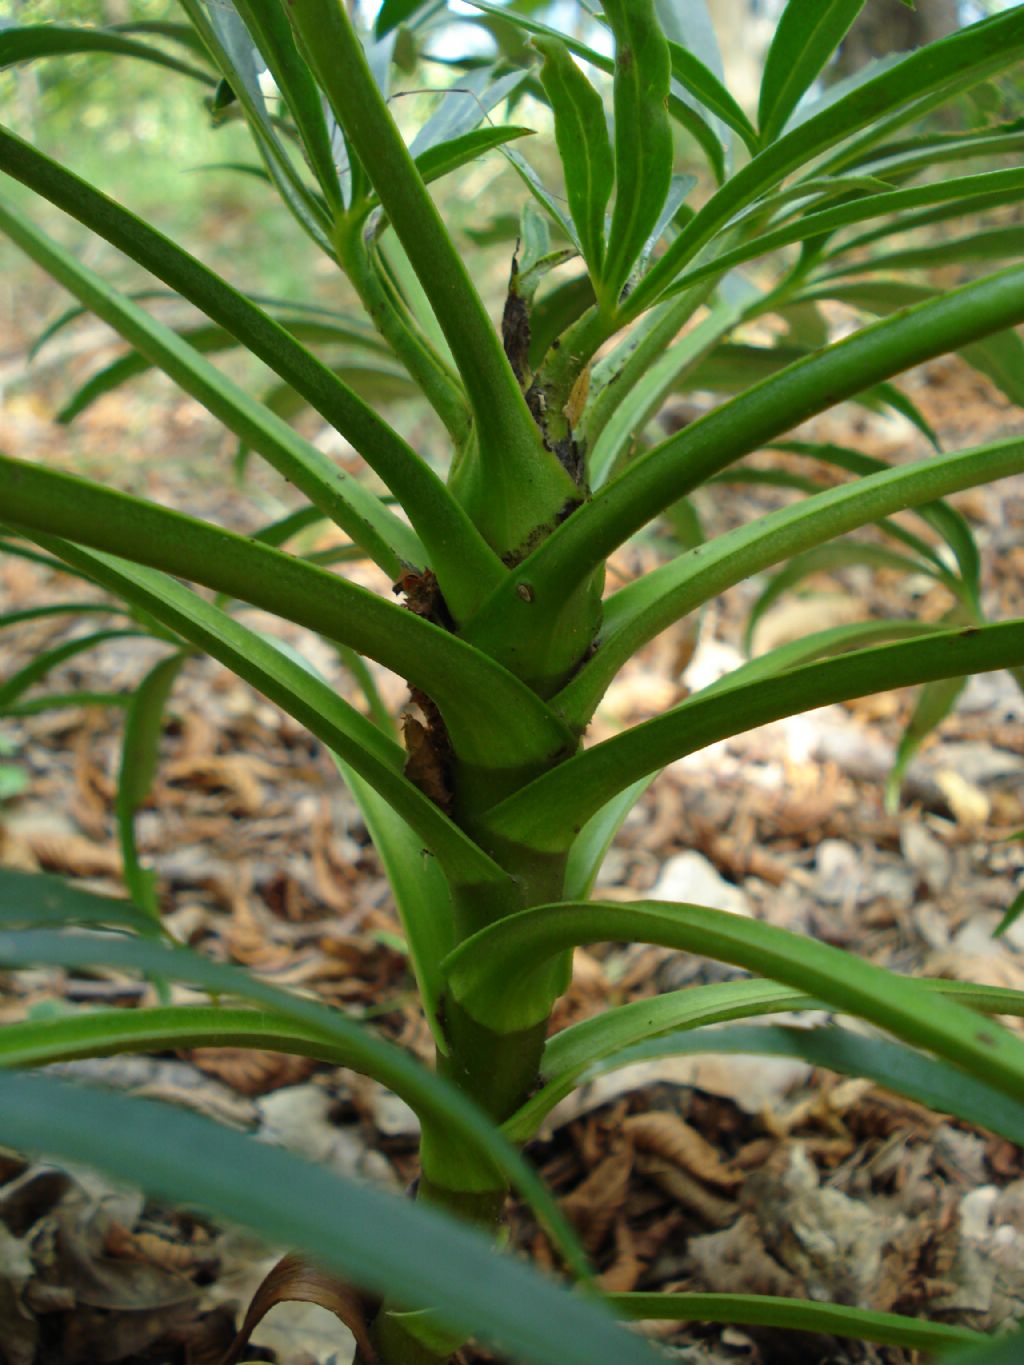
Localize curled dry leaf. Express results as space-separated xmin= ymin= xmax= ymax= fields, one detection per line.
xmin=623 ymin=1112 xmax=742 ymax=1189
xmin=636 ymin=1156 xmax=739 ymax=1228
xmin=220 ymin=1251 xmax=378 ymax=1365
xmin=187 ymin=1046 xmax=318 ymax=1097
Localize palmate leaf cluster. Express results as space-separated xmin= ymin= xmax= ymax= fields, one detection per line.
xmin=2 ymin=2 xmax=1024 ymax=1361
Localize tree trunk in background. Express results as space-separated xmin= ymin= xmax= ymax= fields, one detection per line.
xmin=832 ymin=0 xmax=960 ymax=78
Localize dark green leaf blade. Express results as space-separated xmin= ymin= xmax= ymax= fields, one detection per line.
xmin=0 ymin=1072 xmax=656 ymax=1365
xmin=667 ymin=39 xmax=758 ymax=153
xmin=0 ymin=192 xmax=420 ymax=576
xmin=491 ymin=620 xmax=1024 ymax=852
xmin=0 ymin=866 xmax=148 ymax=932
xmin=535 ymin=34 xmax=612 ymax=281
xmin=601 ymin=0 xmax=673 ymax=312
xmin=609 ymin=1289 xmax=980 ymax=1352
xmin=0 ymin=920 xmax=583 ymax=1272
xmin=0 ymin=22 xmax=214 ymax=83
xmin=116 ymin=652 xmax=187 ymax=921
xmin=758 ymin=0 xmax=866 ymax=142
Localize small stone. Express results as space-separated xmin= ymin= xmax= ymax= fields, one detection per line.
xmin=649 ymin=851 xmax=751 ymax=917
xmin=901 ymin=823 xmax=952 ymax=895
xmin=814 ymin=839 xmax=869 ymax=906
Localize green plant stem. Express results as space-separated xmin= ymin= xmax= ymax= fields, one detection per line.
xmin=287 ymin=0 xmax=579 ymax=558
xmin=462 ymin=262 xmax=1024 ymax=671
xmin=335 ymin=216 xmax=471 ymax=446
xmin=582 ymin=284 xmax=716 ymax=459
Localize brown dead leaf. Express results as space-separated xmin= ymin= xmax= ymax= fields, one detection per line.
xmin=165 ymin=755 xmax=266 ymax=817
xmin=24 ymin=831 xmax=121 ymax=878
xmin=597 ymin=1220 xmax=642 ymax=1293
xmin=636 ymin=1156 xmax=738 ymax=1227
xmin=561 ymin=1142 xmax=633 ymax=1254
xmin=104 ymin=1222 xmax=216 ymax=1275
xmin=188 ymin=1047 xmax=317 ymax=1097
xmin=624 ymin=1112 xmax=741 ymax=1188
xmin=220 ymin=1251 xmax=378 ymax=1365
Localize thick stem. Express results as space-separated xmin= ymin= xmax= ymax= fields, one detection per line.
xmin=335 ymin=217 xmax=471 ymax=448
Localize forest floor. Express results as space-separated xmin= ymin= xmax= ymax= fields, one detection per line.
xmin=2 ymin=321 xmax=1024 ymax=1365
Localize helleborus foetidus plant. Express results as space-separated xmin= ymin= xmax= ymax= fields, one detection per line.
xmin=3 ymin=2 xmax=1024 ymax=1362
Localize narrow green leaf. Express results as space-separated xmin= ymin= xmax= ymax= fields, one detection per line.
xmin=0 ymin=927 xmax=587 ymax=1281
xmin=0 ymin=866 xmax=149 ymax=932
xmin=627 ymin=6 xmax=1024 ymax=316
xmin=177 ymin=0 xmax=333 ymax=251
xmin=409 ymin=123 xmax=534 ymax=193
xmin=600 ymin=0 xmax=673 ymax=312
xmin=463 ymin=1 xmax=725 ymax=182
xmin=852 ymin=127 xmax=1024 ymax=184
xmin=535 ymin=35 xmax=612 ymax=281
xmin=490 ymin=621 xmax=1024 ymax=852
xmin=536 ymin=975 xmax=1024 ymax=1092
xmin=230 ymin=0 xmax=343 ymax=211
xmin=943 ymin=1329 xmax=1024 ymax=1365
xmin=340 ymin=769 xmax=454 ymax=1054
xmin=0 ymin=535 xmax=95 ymax=579
xmin=666 ymin=169 xmax=1024 ymax=299
xmin=768 ymin=440 xmax=980 ymax=595
xmin=795 ymin=276 xmax=1024 ymax=410
xmin=995 ymin=861 xmax=1024 ymax=939
xmin=886 ymin=671 xmax=967 ymax=814
xmin=743 ymin=542 xmax=959 ymax=656
xmin=0 ymin=602 xmax=127 ymax=628
xmin=0 ymin=629 xmax=146 ymax=711
xmin=117 ymin=653 xmax=187 ymax=921
xmin=30 ymin=289 xmax=389 ymax=364
xmin=375 ymin=0 xmax=426 ymax=39
xmin=559 ymin=434 xmax=1016 ymax=722
xmin=563 ymin=778 xmax=654 ymax=902
xmin=1 ymin=690 xmax=131 ymax=718
xmin=56 ymin=319 xmax=393 ymax=423
xmin=667 ymin=40 xmax=758 ymax=154
xmin=758 ymin=0 xmax=866 ymax=143
xmin=0 ymin=1004 xmax=369 ymax=1071
xmin=609 ymin=1290 xmax=981 ymax=1352
xmin=471 ymin=263 xmax=1024 ymax=656
xmin=588 ymin=1022 xmax=1024 ymax=1149
xmin=408 ymin=66 xmax=528 ymax=159
xmin=0 ymin=193 xmax=420 ymax=577
xmin=0 ymin=22 xmax=214 ymax=84
xmin=822 ymin=226 xmax=1024 ymax=277
xmin=697 ymin=620 xmax=946 ymax=702
xmin=31 ymin=539 xmax=511 ymax=891
xmin=510 ymin=978 xmax=1024 ymax=1143
xmin=0 ymin=1073 xmax=650 ymax=1365
xmin=445 ymin=898 xmax=1024 ymax=1106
